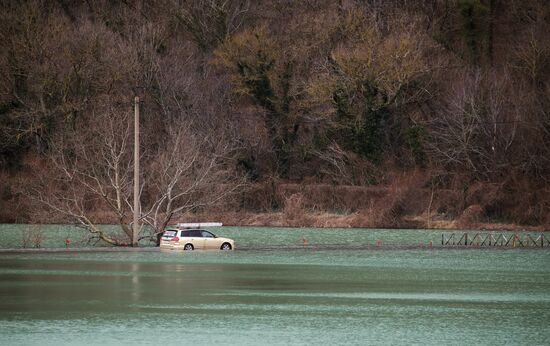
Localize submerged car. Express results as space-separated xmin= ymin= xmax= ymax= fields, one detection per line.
xmin=160 ymin=229 xmax=234 ymax=251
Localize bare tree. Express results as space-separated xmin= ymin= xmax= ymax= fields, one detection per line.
xmin=427 ymin=70 xmax=520 ymax=177
xmin=30 ymin=107 xmax=245 ymax=246
xmin=31 ymin=109 xmax=134 ymax=245
xmin=141 ymin=118 xmax=246 ymax=239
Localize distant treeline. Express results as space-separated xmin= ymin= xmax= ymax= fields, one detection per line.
xmin=0 ymin=0 xmax=549 ymax=227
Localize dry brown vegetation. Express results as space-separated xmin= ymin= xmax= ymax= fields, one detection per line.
xmin=1 ymin=0 xmax=549 ymax=241
xmin=21 ymin=224 xmax=43 ymax=248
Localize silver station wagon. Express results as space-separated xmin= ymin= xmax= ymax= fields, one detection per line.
xmin=160 ymin=229 xmax=234 ymax=251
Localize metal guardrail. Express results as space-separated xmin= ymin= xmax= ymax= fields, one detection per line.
xmin=442 ymin=232 xmax=548 ymax=247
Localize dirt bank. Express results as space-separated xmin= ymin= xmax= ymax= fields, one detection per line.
xmin=180 ymin=211 xmax=548 ymax=232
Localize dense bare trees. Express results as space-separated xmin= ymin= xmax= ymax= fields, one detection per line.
xmin=306 ymin=11 xmax=433 ymax=163
xmin=213 ymin=26 xmax=299 ymax=176
xmin=175 ymin=0 xmax=250 ymax=52
xmin=1 ymin=0 xmax=550 ymax=228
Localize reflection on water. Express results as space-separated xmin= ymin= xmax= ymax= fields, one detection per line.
xmin=1 ymin=249 xmax=550 ymax=345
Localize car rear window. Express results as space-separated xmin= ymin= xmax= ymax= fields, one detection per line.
xmin=163 ymin=230 xmax=177 ymax=237
xmin=180 ymin=231 xmax=192 ymax=237
xmin=190 ymin=230 xmax=203 ymax=237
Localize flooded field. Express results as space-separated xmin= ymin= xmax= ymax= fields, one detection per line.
xmin=0 ymin=226 xmax=549 ymax=345
xmin=0 ymin=224 xmax=539 ymax=249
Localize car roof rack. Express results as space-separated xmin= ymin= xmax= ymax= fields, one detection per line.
xmin=176 ymin=222 xmax=223 ymax=228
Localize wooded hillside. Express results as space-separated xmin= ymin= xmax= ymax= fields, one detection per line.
xmin=1 ymin=0 xmax=549 ymax=230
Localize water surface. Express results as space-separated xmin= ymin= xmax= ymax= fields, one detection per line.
xmin=0 ymin=224 xmax=532 ymax=248
xmin=1 ymin=247 xmax=549 ymax=345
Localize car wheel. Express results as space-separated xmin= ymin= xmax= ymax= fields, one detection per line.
xmin=184 ymin=243 xmax=194 ymax=251
xmin=220 ymin=243 xmax=232 ymax=251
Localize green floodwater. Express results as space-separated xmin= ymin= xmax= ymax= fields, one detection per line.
xmin=1 ymin=226 xmax=550 ymax=345
xmin=0 ymin=223 xmax=539 ymax=249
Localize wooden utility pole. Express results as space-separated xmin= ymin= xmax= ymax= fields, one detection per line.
xmin=133 ymin=96 xmax=140 ymax=246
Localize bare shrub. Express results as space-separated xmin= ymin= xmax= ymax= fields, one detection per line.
xmin=371 ymin=171 xmax=428 ymax=227
xmin=347 ymin=202 xmax=378 ymax=228
xmin=278 ymin=183 xmax=387 ymax=214
xmin=21 ymin=225 xmax=44 ymax=248
xmin=377 ymin=187 xmax=408 ymax=228
xmin=456 ymin=204 xmax=485 ymax=228
xmin=281 ymin=193 xmax=317 ymax=226
xmin=238 ymin=178 xmax=281 ymax=212
xmin=311 ymin=143 xmax=381 ymax=185
xmin=430 ymin=189 xmax=462 ymax=222
xmin=283 ymin=193 xmax=305 ymax=221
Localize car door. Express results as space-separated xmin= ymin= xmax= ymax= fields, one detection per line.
xmin=175 ymin=230 xmax=190 ymax=249
xmin=189 ymin=230 xmax=206 ymax=249
xmin=201 ymin=230 xmax=218 ymax=249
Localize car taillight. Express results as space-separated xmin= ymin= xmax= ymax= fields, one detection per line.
xmin=171 ymin=236 xmax=179 ymax=242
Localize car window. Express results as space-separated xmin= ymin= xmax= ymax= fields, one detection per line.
xmin=190 ymin=230 xmax=203 ymax=237
xmin=180 ymin=231 xmax=191 ymax=237
xmin=163 ymin=230 xmax=177 ymax=237
xmin=201 ymin=231 xmax=215 ymax=238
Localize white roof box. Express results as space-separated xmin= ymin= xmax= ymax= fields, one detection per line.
xmin=177 ymin=222 xmax=223 ymax=228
